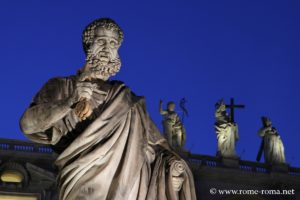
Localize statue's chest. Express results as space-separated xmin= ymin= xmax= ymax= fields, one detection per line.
xmin=166 ymin=113 xmax=177 ymax=122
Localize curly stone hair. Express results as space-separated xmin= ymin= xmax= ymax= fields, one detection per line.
xmin=82 ymin=18 xmax=124 ymax=54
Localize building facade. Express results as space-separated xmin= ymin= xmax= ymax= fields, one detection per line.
xmin=0 ymin=138 xmax=299 ymax=200
xmin=0 ymin=139 xmax=57 ymax=200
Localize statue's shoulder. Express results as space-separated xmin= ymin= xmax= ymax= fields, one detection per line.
xmin=108 ymin=80 xmax=144 ymax=101
xmin=109 ymin=80 xmax=125 ymax=87
xmin=43 ymin=75 xmax=76 ymax=87
xmin=34 ymin=75 xmax=76 ymax=102
xmin=108 ymin=80 xmax=131 ymax=92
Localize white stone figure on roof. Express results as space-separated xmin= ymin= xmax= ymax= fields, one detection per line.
xmin=215 ymin=99 xmax=239 ymax=159
xmin=159 ymin=100 xmax=186 ymax=149
xmin=257 ymin=116 xmax=286 ymax=165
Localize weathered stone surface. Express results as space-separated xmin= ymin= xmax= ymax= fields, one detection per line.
xmin=19 ymin=18 xmax=196 ymax=200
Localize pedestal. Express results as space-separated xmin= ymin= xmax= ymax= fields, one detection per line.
xmin=271 ymin=164 xmax=289 ymax=173
xmin=221 ymin=157 xmax=240 ymax=168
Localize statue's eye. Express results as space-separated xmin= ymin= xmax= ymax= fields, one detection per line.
xmin=96 ymin=39 xmax=105 ymax=45
xmin=110 ymin=41 xmax=117 ymax=47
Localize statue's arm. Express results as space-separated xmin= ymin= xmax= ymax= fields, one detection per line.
xmin=258 ymin=127 xmax=267 ymax=137
xmin=272 ymin=127 xmax=280 ymax=136
xmin=20 ymin=98 xmax=72 ymax=135
xmin=20 ymin=77 xmax=75 ymax=135
xmin=160 ymin=110 xmax=168 ymax=115
xmin=174 ymin=114 xmax=182 ymax=127
xmin=20 ymin=77 xmax=96 ymax=138
xmin=159 ymin=101 xmax=169 ymax=116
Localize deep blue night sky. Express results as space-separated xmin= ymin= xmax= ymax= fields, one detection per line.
xmin=0 ymin=1 xmax=299 ymax=166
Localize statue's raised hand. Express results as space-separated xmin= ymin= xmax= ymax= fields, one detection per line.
xmin=68 ymin=81 xmax=97 ymax=120
xmin=74 ymin=98 xmax=93 ymax=120
xmin=69 ymin=82 xmax=97 ymax=103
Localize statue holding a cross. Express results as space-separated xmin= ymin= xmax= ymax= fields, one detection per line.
xmin=214 ymin=98 xmax=245 ymax=159
xmin=256 ymin=116 xmax=286 ymax=165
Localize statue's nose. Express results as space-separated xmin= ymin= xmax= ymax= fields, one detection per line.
xmin=104 ymin=40 xmax=111 ymax=48
xmin=102 ymin=46 xmax=109 ymax=52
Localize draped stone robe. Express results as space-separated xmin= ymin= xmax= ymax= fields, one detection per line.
xmin=21 ymin=76 xmax=196 ymax=200
xmin=215 ymin=122 xmax=239 ymax=158
xmin=161 ymin=112 xmax=186 ymax=148
xmin=258 ymin=127 xmax=286 ymax=165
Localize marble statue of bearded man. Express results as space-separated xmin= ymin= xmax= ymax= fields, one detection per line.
xmin=19 ymin=18 xmax=196 ymax=200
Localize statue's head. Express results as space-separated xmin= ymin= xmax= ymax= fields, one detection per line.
xmin=262 ymin=116 xmax=272 ymax=127
xmin=215 ymin=99 xmax=226 ymax=112
xmin=81 ymin=18 xmax=124 ymax=80
xmin=167 ymin=101 xmax=176 ymax=112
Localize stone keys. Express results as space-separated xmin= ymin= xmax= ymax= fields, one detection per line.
xmin=214 ymin=98 xmax=245 ymax=167
xmin=159 ymin=99 xmax=187 ymax=152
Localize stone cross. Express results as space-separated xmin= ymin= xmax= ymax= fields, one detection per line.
xmin=225 ymin=98 xmax=245 ymax=123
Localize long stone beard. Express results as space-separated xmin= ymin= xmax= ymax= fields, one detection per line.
xmin=82 ymin=53 xmax=121 ymax=81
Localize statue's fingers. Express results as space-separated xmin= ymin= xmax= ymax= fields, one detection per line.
xmin=79 ymin=101 xmax=91 ymax=119
xmin=78 ymin=106 xmax=87 ymax=119
xmin=80 ymin=107 xmax=92 ymax=120
xmin=74 ymin=104 xmax=82 ymax=116
xmin=75 ymin=101 xmax=86 ymax=117
xmin=76 ymin=108 xmax=84 ymax=118
xmin=81 ymin=102 xmax=90 ymax=115
xmin=85 ymin=103 xmax=93 ymax=117
xmin=83 ymin=107 xmax=93 ymax=118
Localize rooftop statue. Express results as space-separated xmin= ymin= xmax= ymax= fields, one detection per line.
xmin=256 ymin=116 xmax=286 ymax=165
xmin=159 ymin=100 xmax=186 ymax=150
xmin=215 ymin=99 xmax=239 ymax=159
xmin=20 ymin=18 xmax=196 ymax=200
